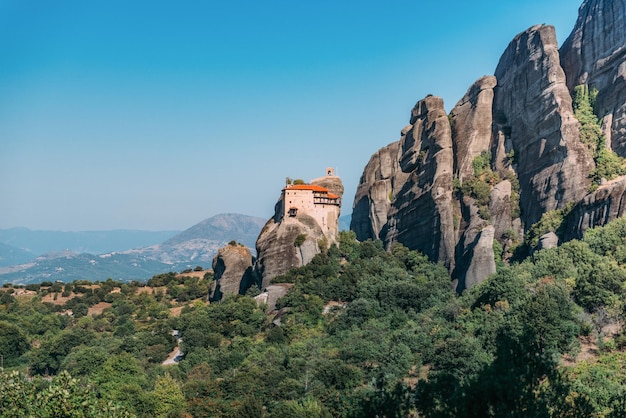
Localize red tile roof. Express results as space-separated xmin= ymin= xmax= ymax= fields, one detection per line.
xmin=284 ymin=184 xmax=340 ymax=200
xmin=285 ymin=184 xmax=330 ymax=193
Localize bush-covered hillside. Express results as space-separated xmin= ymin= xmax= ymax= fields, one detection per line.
xmin=2 ymin=222 xmax=626 ymax=417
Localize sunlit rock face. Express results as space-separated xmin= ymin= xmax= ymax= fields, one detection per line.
xmin=451 ymin=75 xmax=496 ymax=184
xmin=352 ymin=96 xmax=456 ymax=271
xmin=209 ymin=244 xmax=254 ymax=301
xmin=493 ymin=24 xmax=594 ymax=229
xmin=352 ymin=2 xmax=626 ymax=292
xmin=560 ymin=0 xmax=626 ymax=156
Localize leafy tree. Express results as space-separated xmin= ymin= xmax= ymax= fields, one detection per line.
xmin=472 ymin=150 xmax=491 ymax=175
xmin=0 ymin=320 xmax=30 ymax=365
xmin=152 ymin=373 xmax=186 ymax=417
xmin=0 ymin=370 xmax=133 ymax=417
xmin=524 ymin=204 xmax=573 ymax=249
xmin=60 ymin=345 xmax=109 ymax=377
xmin=269 ymin=397 xmax=332 ymax=418
xmin=29 ymin=328 xmax=95 ymax=375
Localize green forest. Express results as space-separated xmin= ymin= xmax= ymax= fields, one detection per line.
xmin=3 ymin=220 xmax=626 ymax=417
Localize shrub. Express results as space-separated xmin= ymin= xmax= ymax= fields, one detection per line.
xmin=461 ymin=177 xmax=491 ymax=207
xmin=525 ymin=203 xmax=574 ymax=249
xmin=472 ymin=151 xmax=491 ymax=176
xmin=294 ymin=234 xmax=307 ymax=247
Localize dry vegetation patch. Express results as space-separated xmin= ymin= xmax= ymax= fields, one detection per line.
xmin=88 ymin=301 xmax=112 ymax=316
xmin=41 ymin=292 xmax=77 ymax=305
xmin=169 ymin=305 xmax=185 ymax=317
xmin=135 ymin=286 xmax=166 ymax=295
xmin=176 ymin=270 xmax=211 ymax=280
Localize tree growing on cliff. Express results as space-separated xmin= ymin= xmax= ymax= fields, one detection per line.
xmin=573 ymin=84 xmax=626 ymax=188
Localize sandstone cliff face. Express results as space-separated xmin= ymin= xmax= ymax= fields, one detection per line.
xmin=450 ymin=76 xmax=497 ymax=183
xmin=494 ymin=24 xmax=594 ymax=228
xmin=255 ymin=215 xmax=325 ymax=288
xmin=351 ymin=23 xmax=601 ymax=291
xmin=351 ymin=141 xmax=405 ymax=241
xmin=560 ymin=0 xmax=626 ymax=156
xmin=563 ymin=175 xmax=626 ymax=241
xmin=352 ymin=82 xmax=503 ymax=288
xmin=449 ymin=77 xmax=501 ymax=290
xmin=460 ymin=225 xmax=496 ymax=290
xmin=209 ymin=244 xmax=254 ymax=301
xmin=382 ymin=96 xmax=456 ymax=271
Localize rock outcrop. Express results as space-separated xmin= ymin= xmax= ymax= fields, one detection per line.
xmin=493 ymin=24 xmax=594 ymax=228
xmin=450 ymin=76 xmax=497 ymax=183
xmin=460 ymin=225 xmax=496 ymax=290
xmin=560 ymin=0 xmax=626 ymax=155
xmin=254 ymin=283 xmax=293 ymax=312
xmin=255 ymin=215 xmax=325 ymax=288
xmin=563 ymin=175 xmax=626 ymax=241
xmin=352 ymin=86 xmax=500 ymax=287
xmin=351 ymin=141 xmax=404 ymax=241
xmin=538 ymin=231 xmax=559 ymax=251
xmin=256 ymin=169 xmax=343 ymax=287
xmin=351 ymin=7 xmax=623 ymax=291
xmin=209 ymin=243 xmax=255 ymax=301
xmin=450 ymin=77 xmax=502 ymax=290
xmin=378 ymin=96 xmax=456 ymax=271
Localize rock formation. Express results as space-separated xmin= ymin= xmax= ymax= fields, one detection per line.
xmin=381 ymin=96 xmax=456 ymax=271
xmin=563 ymin=175 xmax=626 ymax=241
xmin=351 ymin=2 xmax=626 ymax=291
xmin=538 ymin=231 xmax=559 ymax=251
xmin=450 ymin=76 xmax=497 ymax=183
xmin=461 ymin=225 xmax=496 ymax=290
xmin=560 ymin=0 xmax=626 ymax=155
xmin=209 ymin=243 xmax=255 ymax=301
xmin=351 ymin=141 xmax=405 ymax=241
xmin=493 ymin=24 xmax=594 ymax=228
xmin=256 ymin=169 xmax=343 ymax=288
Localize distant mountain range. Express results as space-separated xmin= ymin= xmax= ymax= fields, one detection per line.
xmin=0 ymin=214 xmax=266 ymax=285
xmin=0 ymin=242 xmax=36 ymax=267
xmin=0 ymin=228 xmax=179 ymax=260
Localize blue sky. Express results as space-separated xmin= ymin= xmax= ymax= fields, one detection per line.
xmin=0 ymin=0 xmax=583 ymax=231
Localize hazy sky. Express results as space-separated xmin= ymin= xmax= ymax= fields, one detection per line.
xmin=0 ymin=0 xmax=583 ymax=231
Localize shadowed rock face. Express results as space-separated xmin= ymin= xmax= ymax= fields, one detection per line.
xmin=209 ymin=244 xmax=254 ymax=301
xmin=494 ymin=24 xmax=594 ymax=228
xmin=352 ymin=85 xmax=498 ymax=286
xmin=382 ymin=96 xmax=456 ymax=271
xmin=351 ymin=141 xmax=404 ymax=241
xmin=560 ymin=0 xmax=626 ymax=156
xmin=462 ymin=225 xmax=496 ymax=290
xmin=563 ymin=176 xmax=626 ymax=241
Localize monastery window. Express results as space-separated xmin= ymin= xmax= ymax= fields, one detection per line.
xmin=288 ymin=207 xmax=298 ymax=217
